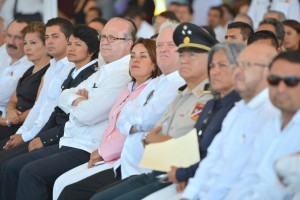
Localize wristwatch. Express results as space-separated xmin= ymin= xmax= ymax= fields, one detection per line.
xmin=142 ymin=132 xmax=150 ymax=146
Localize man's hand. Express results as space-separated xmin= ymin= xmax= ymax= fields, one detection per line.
xmin=6 ymin=108 xmax=21 ymax=125
xmin=144 ymin=126 xmax=171 ymax=145
xmin=176 ymin=181 xmax=187 ymax=193
xmin=28 ymin=137 xmax=44 ymax=152
xmin=72 ymin=89 xmax=89 ymax=106
xmin=167 ymin=166 xmax=178 ymax=183
xmin=3 ymin=134 xmax=24 ymax=150
xmin=87 ymin=149 xmax=103 ymax=168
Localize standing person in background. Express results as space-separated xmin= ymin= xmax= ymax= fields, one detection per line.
xmin=0 ymin=21 xmax=50 ymax=140
xmin=248 ymin=0 xmax=300 ymax=29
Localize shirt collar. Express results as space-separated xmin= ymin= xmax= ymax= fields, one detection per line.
xmin=246 ymin=88 xmax=269 ymax=109
xmin=72 ymin=59 xmax=96 ymax=79
xmin=50 ymin=56 xmax=69 ymax=68
xmin=101 ymin=55 xmax=130 ymax=74
xmin=127 ymin=78 xmax=152 ymax=93
xmin=9 ymin=55 xmax=29 ymax=66
xmin=165 ymin=70 xmax=182 ymax=82
xmin=219 ymin=90 xmax=240 ymax=107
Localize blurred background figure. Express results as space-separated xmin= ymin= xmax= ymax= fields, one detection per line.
xmin=85 ymin=6 xmax=102 ymax=24
xmin=152 ymin=10 xmax=179 ymax=34
xmin=122 ymin=6 xmax=154 ymax=39
xmin=282 ymin=20 xmax=300 ymax=51
xmin=247 ymin=0 xmax=300 ymax=29
xmin=88 ymin=17 xmax=107 ymax=35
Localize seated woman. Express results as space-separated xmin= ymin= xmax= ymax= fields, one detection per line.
xmin=89 ymin=42 xmax=243 ymax=200
xmin=0 ymin=24 xmax=99 ymax=167
xmin=0 ymin=21 xmax=50 ymax=140
xmin=53 ymin=38 xmax=161 ymax=199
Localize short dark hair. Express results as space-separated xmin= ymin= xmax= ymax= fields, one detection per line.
xmin=89 ymin=17 xmax=107 ymax=26
xmin=22 ymin=21 xmax=46 ymax=44
xmin=259 ymin=18 xmax=285 ymax=43
xmin=154 ymin=11 xmax=179 ymax=23
xmin=179 ymin=3 xmax=194 ymax=15
xmin=248 ymin=30 xmax=279 ymax=49
xmin=46 ymin=18 xmax=73 ymax=38
xmin=210 ymin=6 xmax=223 ymax=18
xmin=227 ymin=21 xmax=254 ymax=41
xmin=70 ymin=24 xmax=99 ymax=60
xmin=269 ymin=51 xmax=300 ymax=69
xmin=7 ymin=18 xmax=30 ymax=30
xmin=87 ymin=6 xmax=102 ymax=18
xmin=283 ymin=19 xmax=300 ymax=33
xmin=122 ymin=6 xmax=144 ymax=18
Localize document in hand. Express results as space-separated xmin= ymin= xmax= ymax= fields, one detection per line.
xmin=139 ymin=128 xmax=200 ymax=172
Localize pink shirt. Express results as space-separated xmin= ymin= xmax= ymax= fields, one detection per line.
xmin=98 ymin=80 xmax=151 ymax=162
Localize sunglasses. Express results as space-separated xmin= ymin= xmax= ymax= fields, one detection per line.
xmin=267 ymin=75 xmax=300 ymax=87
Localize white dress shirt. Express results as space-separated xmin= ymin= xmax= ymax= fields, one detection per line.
xmin=17 ymin=57 xmax=74 ymax=141
xmin=181 ymin=88 xmax=280 ymax=200
xmin=225 ymin=110 xmax=300 ymax=200
xmin=0 ymin=55 xmax=32 ymax=117
xmin=58 ymin=55 xmax=131 ymax=153
xmin=248 ymin=0 xmax=300 ymax=29
xmin=114 ymin=71 xmax=185 ymax=179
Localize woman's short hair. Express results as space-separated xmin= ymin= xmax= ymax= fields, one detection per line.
xmin=70 ymin=24 xmax=100 ymax=60
xmin=21 ymin=21 xmax=46 ymax=44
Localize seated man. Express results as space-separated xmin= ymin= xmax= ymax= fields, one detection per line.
xmin=0 ymin=19 xmax=32 ymax=118
xmin=56 ymin=20 xmax=188 ymax=200
xmin=179 ymin=43 xmax=279 ymax=200
xmin=224 ymin=22 xmax=254 ymax=45
xmin=0 ymin=17 xmax=135 ymax=200
xmin=0 ymin=24 xmax=99 ymax=168
xmin=0 ymin=18 xmax=75 ymax=150
xmin=141 ymin=42 xmax=243 ymax=200
xmin=225 ymin=51 xmax=300 ymax=200
xmin=83 ymin=22 xmax=219 ymax=200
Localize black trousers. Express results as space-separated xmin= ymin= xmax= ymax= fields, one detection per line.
xmin=58 ymin=167 xmax=122 ymax=200
xmin=0 ymin=124 xmax=21 ymax=141
xmin=0 ymin=144 xmax=89 ymax=200
xmin=90 ymin=171 xmax=171 ymax=200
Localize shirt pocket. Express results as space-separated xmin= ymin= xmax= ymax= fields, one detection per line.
xmin=47 ymin=78 xmax=63 ymax=100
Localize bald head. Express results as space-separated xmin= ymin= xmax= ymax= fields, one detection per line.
xmin=233 ymin=43 xmax=278 ymax=102
xmin=239 ymin=43 xmax=278 ymax=65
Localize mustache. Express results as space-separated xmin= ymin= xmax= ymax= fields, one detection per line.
xmin=7 ymin=44 xmax=17 ymax=49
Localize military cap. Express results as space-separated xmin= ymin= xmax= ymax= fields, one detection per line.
xmin=173 ymin=22 xmax=218 ymax=51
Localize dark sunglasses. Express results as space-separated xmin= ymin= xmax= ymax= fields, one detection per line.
xmin=267 ymin=75 xmax=300 ymax=87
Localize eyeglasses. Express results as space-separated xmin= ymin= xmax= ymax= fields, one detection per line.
xmin=234 ymin=61 xmax=268 ymax=70
xmin=267 ymin=74 xmax=300 ymax=87
xmin=97 ymin=34 xmax=127 ymax=43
